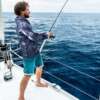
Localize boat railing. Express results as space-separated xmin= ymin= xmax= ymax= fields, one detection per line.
xmin=5 ymin=38 xmax=99 ymax=100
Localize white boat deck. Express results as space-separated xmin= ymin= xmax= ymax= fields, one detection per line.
xmin=0 ymin=61 xmax=79 ymax=100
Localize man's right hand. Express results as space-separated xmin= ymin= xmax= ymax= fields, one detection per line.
xmin=47 ymin=32 xmax=54 ymax=39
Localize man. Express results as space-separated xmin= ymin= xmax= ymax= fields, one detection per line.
xmin=14 ymin=1 xmax=53 ymax=100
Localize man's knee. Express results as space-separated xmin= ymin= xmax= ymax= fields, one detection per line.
xmin=36 ymin=67 xmax=43 ymax=71
xmin=24 ymin=75 xmax=31 ymax=81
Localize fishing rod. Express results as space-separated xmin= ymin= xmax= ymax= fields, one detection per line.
xmin=39 ymin=0 xmax=69 ymax=52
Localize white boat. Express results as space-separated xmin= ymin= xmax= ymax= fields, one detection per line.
xmin=0 ymin=1 xmax=78 ymax=100
xmin=0 ymin=61 xmax=79 ymax=100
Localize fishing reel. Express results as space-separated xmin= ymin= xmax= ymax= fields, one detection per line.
xmin=50 ymin=35 xmax=55 ymax=39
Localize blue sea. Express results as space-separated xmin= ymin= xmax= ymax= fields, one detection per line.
xmin=3 ymin=13 xmax=100 ymax=100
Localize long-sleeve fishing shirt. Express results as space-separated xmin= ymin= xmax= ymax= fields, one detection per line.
xmin=15 ymin=16 xmax=48 ymax=58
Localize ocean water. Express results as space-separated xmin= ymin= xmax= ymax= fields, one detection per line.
xmin=3 ymin=13 xmax=100 ymax=100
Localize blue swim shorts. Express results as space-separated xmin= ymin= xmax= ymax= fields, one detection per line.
xmin=23 ymin=53 xmax=44 ymax=76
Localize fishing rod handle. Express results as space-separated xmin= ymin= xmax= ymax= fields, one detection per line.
xmin=50 ymin=35 xmax=55 ymax=39
xmin=48 ymin=31 xmax=55 ymax=39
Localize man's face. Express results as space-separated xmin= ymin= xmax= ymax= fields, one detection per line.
xmin=23 ymin=6 xmax=30 ymax=18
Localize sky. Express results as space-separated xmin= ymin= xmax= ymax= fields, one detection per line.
xmin=1 ymin=0 xmax=100 ymax=13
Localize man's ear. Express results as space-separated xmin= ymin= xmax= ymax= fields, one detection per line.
xmin=21 ymin=11 xmax=25 ymax=16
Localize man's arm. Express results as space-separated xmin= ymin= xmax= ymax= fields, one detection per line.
xmin=18 ymin=21 xmax=52 ymax=42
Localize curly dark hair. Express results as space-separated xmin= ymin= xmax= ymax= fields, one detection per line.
xmin=14 ymin=1 xmax=28 ymax=16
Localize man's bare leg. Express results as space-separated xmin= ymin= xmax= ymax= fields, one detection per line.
xmin=35 ymin=67 xmax=48 ymax=87
xmin=18 ymin=75 xmax=31 ymax=100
